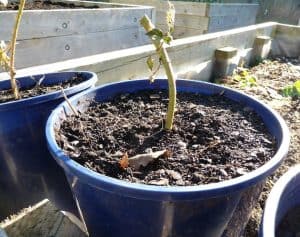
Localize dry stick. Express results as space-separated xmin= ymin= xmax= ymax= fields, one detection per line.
xmin=60 ymin=87 xmax=78 ymax=116
xmin=9 ymin=0 xmax=26 ymax=100
xmin=149 ymin=60 xmax=162 ymax=82
xmin=140 ymin=15 xmax=176 ymax=130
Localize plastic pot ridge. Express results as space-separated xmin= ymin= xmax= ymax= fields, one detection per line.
xmin=46 ymin=79 xmax=289 ymax=237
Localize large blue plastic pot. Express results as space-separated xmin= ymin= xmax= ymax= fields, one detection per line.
xmin=260 ymin=165 xmax=300 ymax=237
xmin=0 ymin=71 xmax=97 ymax=219
xmin=46 ymin=79 xmax=289 ymax=237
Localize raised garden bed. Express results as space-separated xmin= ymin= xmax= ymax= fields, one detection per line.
xmin=0 ymin=0 xmax=154 ymax=69
xmin=105 ymin=0 xmax=259 ymax=38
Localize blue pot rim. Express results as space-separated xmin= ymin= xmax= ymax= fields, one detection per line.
xmin=46 ymin=79 xmax=290 ymax=201
xmin=0 ymin=71 xmax=97 ymax=111
xmin=261 ymin=165 xmax=300 ymax=237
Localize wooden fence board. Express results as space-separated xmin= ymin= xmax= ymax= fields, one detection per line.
xmin=110 ymin=0 xmax=207 ymax=15
xmin=208 ymin=14 xmax=257 ymax=32
xmin=0 ymin=0 xmax=154 ymax=69
xmin=207 ymin=3 xmax=259 ymax=16
xmin=173 ymin=26 xmax=205 ymax=38
xmin=0 ymin=22 xmax=278 ymax=83
xmin=0 ymin=7 xmax=154 ymax=40
xmin=109 ymin=0 xmax=259 ymax=39
xmin=14 ymin=27 xmax=146 ymax=69
xmin=156 ymin=11 xmax=209 ymax=30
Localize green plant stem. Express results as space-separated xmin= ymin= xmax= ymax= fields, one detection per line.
xmin=140 ymin=15 xmax=176 ymax=130
xmin=9 ymin=0 xmax=26 ymax=100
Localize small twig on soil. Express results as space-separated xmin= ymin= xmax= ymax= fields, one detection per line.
xmin=60 ymin=87 xmax=78 ymax=116
xmin=37 ymin=75 xmax=45 ymax=86
xmin=198 ymin=139 xmax=221 ymax=154
xmin=30 ymin=74 xmax=46 ymax=88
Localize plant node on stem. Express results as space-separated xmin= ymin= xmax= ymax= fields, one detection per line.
xmin=140 ymin=15 xmax=176 ymax=130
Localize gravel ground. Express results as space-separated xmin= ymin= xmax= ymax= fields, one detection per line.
xmin=220 ymin=57 xmax=300 ymax=236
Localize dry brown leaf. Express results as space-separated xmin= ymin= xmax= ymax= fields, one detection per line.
xmin=119 ymin=152 xmax=129 ymax=169
xmin=163 ymin=149 xmax=172 ymax=158
xmin=128 ymin=150 xmax=167 ymax=170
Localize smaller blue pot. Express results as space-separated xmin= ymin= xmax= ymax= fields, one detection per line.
xmin=0 ymin=71 xmax=97 ymax=219
xmin=260 ymin=165 xmax=300 ymax=237
xmin=46 ymin=79 xmax=289 ymax=237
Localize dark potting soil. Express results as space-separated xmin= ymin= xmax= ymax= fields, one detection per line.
xmin=1 ymin=0 xmax=99 ymax=10
xmin=276 ymin=206 xmax=300 ymax=237
xmin=0 ymin=73 xmax=86 ymax=103
xmin=57 ymin=90 xmax=277 ymax=186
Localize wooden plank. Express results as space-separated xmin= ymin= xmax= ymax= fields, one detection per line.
xmin=153 ymin=23 xmax=205 ymax=39
xmin=174 ymin=14 xmax=208 ymax=30
xmin=173 ymin=26 xmax=204 ymax=39
xmin=0 ymin=23 xmax=277 ymax=83
xmin=110 ymin=0 xmax=207 ymax=15
xmin=12 ymin=27 xmax=148 ymax=69
xmin=0 ymin=199 xmax=87 ymax=237
xmin=208 ymin=14 xmax=257 ymax=32
xmin=257 ymin=0 xmax=300 ymax=25
xmin=111 ymin=1 xmax=259 ymax=39
xmin=171 ymin=1 xmax=207 ymax=16
xmin=0 ymin=7 xmax=154 ymax=41
xmin=0 ymin=0 xmax=154 ymax=69
xmin=72 ymin=23 xmax=277 ymax=81
xmin=106 ymin=0 xmax=166 ymax=9
xmin=110 ymin=0 xmax=208 ymax=39
xmin=156 ymin=23 xmax=169 ymax=33
xmin=156 ymin=11 xmax=208 ymax=30
xmin=208 ymin=3 xmax=259 ymax=17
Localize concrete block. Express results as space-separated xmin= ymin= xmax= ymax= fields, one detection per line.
xmin=251 ymin=35 xmax=272 ymax=65
xmin=213 ymin=46 xmax=239 ymax=79
xmin=215 ymin=47 xmax=238 ymax=59
xmin=255 ymin=35 xmax=272 ymax=45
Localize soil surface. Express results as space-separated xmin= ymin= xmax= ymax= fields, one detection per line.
xmin=57 ymin=89 xmax=276 ymax=186
xmin=277 ymin=205 xmax=300 ymax=237
xmin=0 ymin=73 xmax=86 ymax=103
xmin=1 ymin=0 xmax=99 ymax=10
xmin=219 ymin=57 xmax=300 ymax=237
